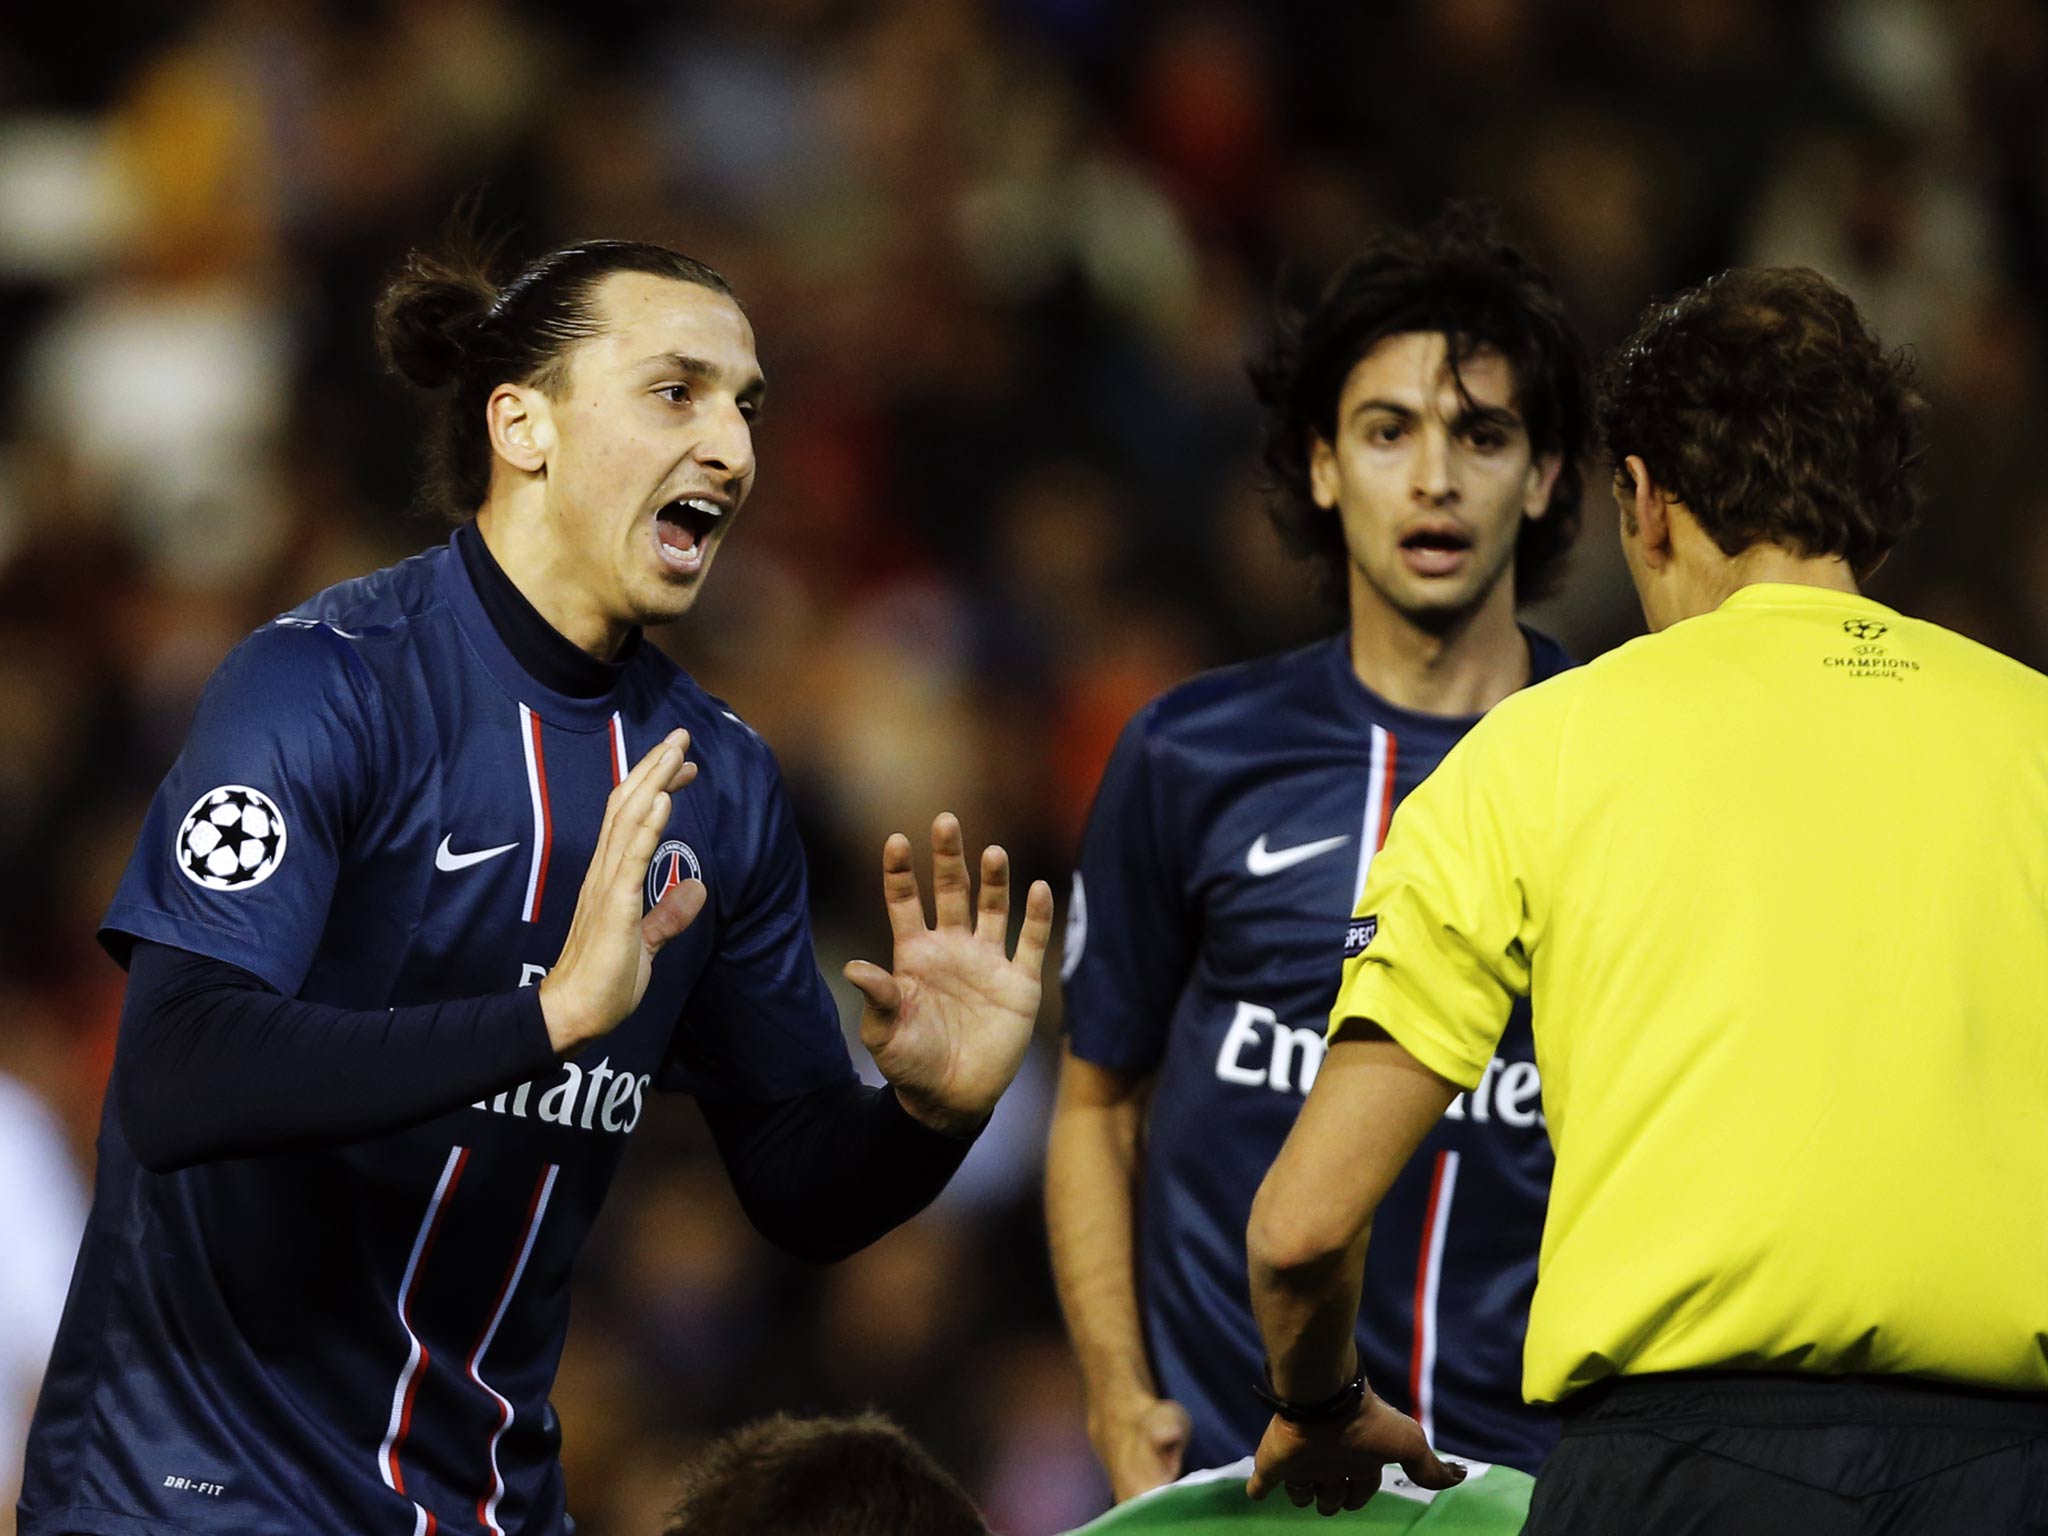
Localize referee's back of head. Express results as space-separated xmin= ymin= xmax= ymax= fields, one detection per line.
xmin=1596 ymin=263 xmax=1929 ymax=580
xmin=663 ymin=1413 xmax=990 ymax=1536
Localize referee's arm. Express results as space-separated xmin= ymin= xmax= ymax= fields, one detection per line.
xmin=1247 ymin=1023 xmax=1459 ymax=1405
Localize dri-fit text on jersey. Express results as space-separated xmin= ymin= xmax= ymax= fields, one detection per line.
xmin=1213 ymin=1000 xmax=1543 ymax=1124
xmin=469 ymin=962 xmax=652 ymax=1134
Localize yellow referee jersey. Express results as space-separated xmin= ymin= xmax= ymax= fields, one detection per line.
xmin=1331 ymin=581 xmax=2048 ymax=1404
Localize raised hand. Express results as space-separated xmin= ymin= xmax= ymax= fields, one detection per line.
xmin=1246 ymin=1394 xmax=1463 ymax=1517
xmin=844 ymin=813 xmax=1056 ymax=1135
xmin=539 ymin=729 xmax=707 ymax=1052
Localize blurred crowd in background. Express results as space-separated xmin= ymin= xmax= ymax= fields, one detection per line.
xmin=1 ymin=0 xmax=2044 ymax=1531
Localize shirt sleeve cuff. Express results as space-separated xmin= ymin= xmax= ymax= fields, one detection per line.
xmin=508 ymin=984 xmax=561 ymax=1078
xmin=1329 ymin=972 xmax=1493 ymax=1090
xmin=882 ymin=1086 xmax=988 ymax=1145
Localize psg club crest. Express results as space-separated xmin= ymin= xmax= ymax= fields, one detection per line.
xmin=176 ymin=785 xmax=288 ymax=891
xmin=646 ymin=839 xmax=702 ymax=908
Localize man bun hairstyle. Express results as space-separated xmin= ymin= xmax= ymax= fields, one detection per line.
xmin=374 ymin=228 xmax=735 ymax=520
xmin=1595 ymin=266 xmax=1928 ymax=577
xmin=1251 ymin=205 xmax=1590 ymax=608
xmin=375 ymin=249 xmax=498 ymax=395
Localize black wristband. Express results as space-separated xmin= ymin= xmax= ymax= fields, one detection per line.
xmin=1252 ymin=1366 xmax=1367 ymax=1425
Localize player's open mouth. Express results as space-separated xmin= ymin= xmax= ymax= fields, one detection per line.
xmin=1400 ymin=525 xmax=1473 ymax=577
xmin=654 ymin=496 xmax=726 ymax=575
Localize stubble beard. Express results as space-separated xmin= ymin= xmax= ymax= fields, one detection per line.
xmin=1364 ymin=537 xmax=1519 ymax=640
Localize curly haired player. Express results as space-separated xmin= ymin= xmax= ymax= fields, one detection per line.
xmin=1047 ymin=209 xmax=1589 ymax=1503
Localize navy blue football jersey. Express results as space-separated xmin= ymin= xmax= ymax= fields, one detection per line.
xmin=22 ymin=536 xmax=853 ymax=1536
xmin=1062 ymin=633 xmax=1571 ymax=1476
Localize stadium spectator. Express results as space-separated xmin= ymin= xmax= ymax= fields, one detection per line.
xmin=663 ymin=1413 xmax=988 ymax=1536
xmin=1245 ymin=267 xmax=2048 ymax=1533
xmin=1047 ymin=210 xmax=1587 ymax=1500
xmin=17 ymin=235 xmax=1054 ymax=1536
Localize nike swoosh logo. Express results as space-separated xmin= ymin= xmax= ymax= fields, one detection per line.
xmin=1246 ymin=833 xmax=1351 ymax=877
xmin=436 ymin=835 xmax=520 ymax=872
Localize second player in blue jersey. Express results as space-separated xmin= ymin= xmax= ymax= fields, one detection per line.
xmin=1047 ymin=211 xmax=1591 ymax=1501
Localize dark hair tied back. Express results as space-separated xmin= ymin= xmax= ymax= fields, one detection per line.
xmin=374 ymin=248 xmax=500 ymax=394
xmin=373 ymin=222 xmax=736 ymax=521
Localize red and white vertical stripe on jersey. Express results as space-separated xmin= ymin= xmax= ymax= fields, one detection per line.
xmin=1351 ymin=724 xmax=1400 ymax=910
xmin=468 ymin=1164 xmax=560 ymax=1536
xmin=379 ymin=1146 xmax=472 ymax=1525
xmin=518 ymin=705 xmax=553 ymax=924
xmin=608 ymin=712 xmax=627 ymax=786
xmin=1409 ymin=1148 xmax=1460 ymax=1445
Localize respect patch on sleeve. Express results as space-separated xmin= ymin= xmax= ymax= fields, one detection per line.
xmin=1343 ymin=915 xmax=1378 ymax=957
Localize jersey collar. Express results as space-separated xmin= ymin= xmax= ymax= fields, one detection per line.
xmin=1323 ymin=625 xmax=1574 ymax=735
xmin=440 ymin=532 xmax=638 ymax=731
xmin=1715 ymin=581 xmax=1898 ymax=617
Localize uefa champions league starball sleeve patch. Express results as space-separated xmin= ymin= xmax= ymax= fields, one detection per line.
xmin=175 ymin=786 xmax=289 ymax=891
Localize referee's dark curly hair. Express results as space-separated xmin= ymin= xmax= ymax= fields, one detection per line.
xmin=1251 ymin=206 xmax=1590 ymax=607
xmin=1595 ymin=266 xmax=1928 ymax=579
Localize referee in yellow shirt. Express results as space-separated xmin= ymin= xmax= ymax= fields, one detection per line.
xmin=1238 ymin=266 xmax=2048 ymax=1533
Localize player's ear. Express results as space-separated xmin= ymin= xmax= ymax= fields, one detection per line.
xmin=1308 ymin=432 xmax=1340 ymax=511
xmin=487 ymin=383 xmax=554 ymax=476
xmin=1522 ymin=451 xmax=1563 ymax=520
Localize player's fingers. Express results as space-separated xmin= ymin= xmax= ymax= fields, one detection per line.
xmin=674 ymin=758 xmax=698 ymax=802
xmin=1316 ymin=1481 xmax=1346 ymax=1517
xmin=661 ymin=732 xmax=695 ymax=791
xmin=929 ymin=813 xmax=972 ymax=930
xmin=597 ymin=732 xmax=685 ymax=866
xmin=879 ymin=832 xmax=926 ymax=941
xmin=1399 ymin=1449 xmax=1465 ymax=1492
xmin=1342 ymin=1478 xmax=1375 ymax=1512
xmin=615 ymin=735 xmax=686 ymax=827
xmin=612 ymin=730 xmax=687 ymax=810
xmin=1152 ymin=1443 xmax=1185 ymax=1484
xmin=1285 ymin=1481 xmax=1315 ymax=1509
xmin=1245 ymin=1465 xmax=1273 ymax=1502
xmin=599 ymin=787 xmax=674 ymax=910
xmin=842 ymin=958 xmax=903 ymax=1017
xmin=641 ymin=877 xmax=706 ymax=952
xmin=1147 ymin=1400 xmax=1192 ymax=1459
xmin=1010 ymin=878 xmax=1056 ymax=973
xmin=628 ymin=788 xmax=673 ymax=852
xmin=973 ymin=845 xmax=1010 ymax=945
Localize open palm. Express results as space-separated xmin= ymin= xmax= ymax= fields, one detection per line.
xmin=845 ymin=814 xmax=1056 ymax=1135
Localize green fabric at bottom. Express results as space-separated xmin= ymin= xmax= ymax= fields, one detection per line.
xmin=1061 ymin=1459 xmax=1531 ymax=1535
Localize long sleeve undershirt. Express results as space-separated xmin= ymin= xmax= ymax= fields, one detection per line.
xmin=115 ymin=941 xmax=972 ymax=1260
xmin=111 ymin=525 xmax=976 ymax=1255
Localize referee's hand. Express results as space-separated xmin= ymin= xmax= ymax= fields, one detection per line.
xmin=1246 ymin=1394 xmax=1464 ymax=1517
xmin=540 ymin=730 xmax=706 ymax=1053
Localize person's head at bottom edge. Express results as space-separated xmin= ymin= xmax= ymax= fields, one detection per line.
xmin=663 ymin=1411 xmax=991 ymax=1536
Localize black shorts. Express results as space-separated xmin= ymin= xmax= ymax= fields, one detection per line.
xmin=1522 ymin=1371 xmax=2048 ymax=1536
